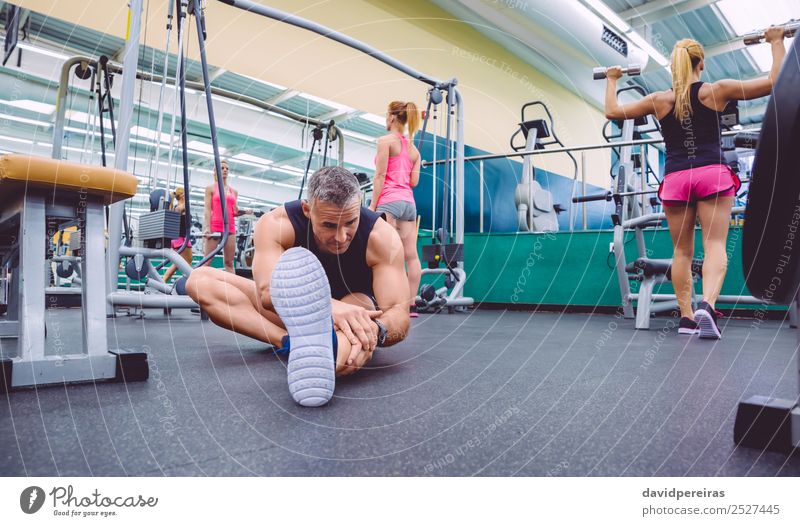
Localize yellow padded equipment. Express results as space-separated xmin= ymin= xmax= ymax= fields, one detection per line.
xmin=0 ymin=154 xmax=137 ymax=204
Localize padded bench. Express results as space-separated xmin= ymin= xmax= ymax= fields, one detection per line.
xmin=0 ymin=154 xmax=147 ymax=391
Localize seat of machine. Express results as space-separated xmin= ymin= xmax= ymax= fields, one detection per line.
xmin=626 ymin=258 xmax=671 ymax=277
xmin=0 ymin=154 xmax=138 ymax=204
xmin=626 ymin=257 xmax=703 ymax=279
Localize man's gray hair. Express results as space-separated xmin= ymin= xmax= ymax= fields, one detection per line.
xmin=307 ymin=166 xmax=361 ymax=207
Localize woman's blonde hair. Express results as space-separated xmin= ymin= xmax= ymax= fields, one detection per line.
xmin=670 ymin=39 xmax=705 ymax=120
xmin=388 ymin=101 xmax=420 ymax=138
xmin=173 ymin=186 xmax=185 ymax=199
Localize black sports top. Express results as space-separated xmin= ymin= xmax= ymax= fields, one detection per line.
xmin=284 ymin=199 xmax=381 ymax=299
xmin=658 ymin=82 xmax=725 ymax=175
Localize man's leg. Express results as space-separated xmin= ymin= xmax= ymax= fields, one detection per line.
xmin=333 ymin=292 xmax=380 ymax=376
xmin=187 ymin=265 xmax=376 ymax=377
xmin=186 ymin=266 xmax=286 ymax=346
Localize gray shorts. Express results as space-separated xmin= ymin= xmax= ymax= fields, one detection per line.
xmin=376 ymin=200 xmax=417 ymax=221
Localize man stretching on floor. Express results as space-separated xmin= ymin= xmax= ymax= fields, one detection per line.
xmin=186 ymin=166 xmax=410 ymax=407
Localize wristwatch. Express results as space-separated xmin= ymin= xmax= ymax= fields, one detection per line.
xmin=374 ymin=319 xmax=387 ymax=347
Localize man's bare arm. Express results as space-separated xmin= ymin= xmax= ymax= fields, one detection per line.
xmin=368 ymin=220 xmax=411 ymax=346
xmin=251 ymin=207 xmax=295 ymax=309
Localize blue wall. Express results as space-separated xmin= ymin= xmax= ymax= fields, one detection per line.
xmin=412 ymin=132 xmax=615 ymax=233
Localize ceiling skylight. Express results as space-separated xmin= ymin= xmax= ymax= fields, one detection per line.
xmin=717 ymin=0 xmax=798 ymax=71
xmin=0 ymin=99 xmax=56 ymax=114
xmin=232 ymin=153 xmax=274 ymax=166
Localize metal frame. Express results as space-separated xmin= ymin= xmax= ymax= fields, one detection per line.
xmin=0 ymin=191 xmax=119 ymax=387
xmin=423 ymin=128 xmax=757 ymax=167
xmin=519 ymin=126 xmax=539 ymax=231
xmin=52 ymin=58 xmax=347 ymax=164
xmin=605 ymin=120 xmax=763 ymax=328
xmin=617 ymin=205 xmax=763 ymax=329
xmin=513 ymin=126 xmax=560 ymax=233
xmin=218 ymin=0 xmax=472 ymax=309
xmin=106 ymin=0 xmax=144 ymax=315
xmin=425 ymin=126 xmax=756 ymax=243
xmin=217 ymin=0 xmax=465 ymax=240
xmin=613 ymin=119 xmax=638 ymax=319
xmin=52 ymin=56 xmax=347 ymax=307
xmin=421 ymin=98 xmax=764 ymax=320
xmin=47 ymin=4 xmax=349 ymax=312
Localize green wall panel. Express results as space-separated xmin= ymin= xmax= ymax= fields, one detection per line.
xmin=419 ymin=226 xmax=774 ymax=309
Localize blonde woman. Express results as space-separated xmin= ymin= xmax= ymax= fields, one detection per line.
xmin=162 ymin=187 xmax=193 ymax=282
xmin=371 ymin=101 xmax=422 ymax=317
xmin=604 ymin=27 xmax=786 ymax=338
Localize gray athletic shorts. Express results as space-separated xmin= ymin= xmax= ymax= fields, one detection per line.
xmin=376 ymin=200 xmax=417 ymax=221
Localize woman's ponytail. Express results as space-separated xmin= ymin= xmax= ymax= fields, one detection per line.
xmin=405 ymin=101 xmax=419 ymax=139
xmin=670 ymin=39 xmax=704 ymax=120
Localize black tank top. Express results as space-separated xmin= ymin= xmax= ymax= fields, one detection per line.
xmin=284 ymin=199 xmax=381 ymax=299
xmin=658 ymin=82 xmax=724 ymax=175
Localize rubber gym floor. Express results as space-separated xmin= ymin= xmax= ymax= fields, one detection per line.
xmin=1 ymin=308 xmax=799 ymax=476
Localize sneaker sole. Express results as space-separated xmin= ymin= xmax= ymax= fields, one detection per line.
xmin=677 ymin=327 xmax=699 ymax=335
xmin=694 ymin=308 xmax=721 ymax=339
xmin=270 ymin=247 xmax=335 ymax=407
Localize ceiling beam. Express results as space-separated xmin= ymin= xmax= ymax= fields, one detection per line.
xmin=704 ymin=38 xmax=746 ymax=58
xmin=241 ymin=164 xmax=302 ymax=182
xmin=274 ymin=153 xmax=310 ymax=166
xmin=240 ymin=166 xmax=271 ymax=178
xmin=208 ymin=67 xmax=227 ymax=83
xmin=621 ymin=0 xmax=719 ymax=26
xmin=314 ymin=109 xmax=363 ymax=123
xmin=188 ymin=66 xmax=227 ymax=84
xmin=264 ymin=88 xmax=300 ymax=106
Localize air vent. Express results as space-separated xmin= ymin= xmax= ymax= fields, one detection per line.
xmin=602 ymin=25 xmax=628 ymax=57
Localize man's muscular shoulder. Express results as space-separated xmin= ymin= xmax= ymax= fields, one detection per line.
xmin=254 ymin=205 xmax=295 ymax=249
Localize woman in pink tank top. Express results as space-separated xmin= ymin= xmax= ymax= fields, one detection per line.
xmin=203 ymin=159 xmax=240 ymax=273
xmin=371 ymin=100 xmax=422 ymax=317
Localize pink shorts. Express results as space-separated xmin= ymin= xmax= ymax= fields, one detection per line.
xmin=658 ymin=164 xmax=741 ymax=207
xmin=171 ymin=237 xmax=192 ymax=250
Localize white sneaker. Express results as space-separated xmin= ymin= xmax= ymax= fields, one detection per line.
xmin=270 ymin=247 xmax=336 ymax=407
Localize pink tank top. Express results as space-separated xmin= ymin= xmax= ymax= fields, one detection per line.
xmin=210 ymin=185 xmax=236 ymax=233
xmin=375 ymin=134 xmax=415 ymax=206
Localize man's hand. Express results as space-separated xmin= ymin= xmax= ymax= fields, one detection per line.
xmin=332 ymin=300 xmax=382 ymax=352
